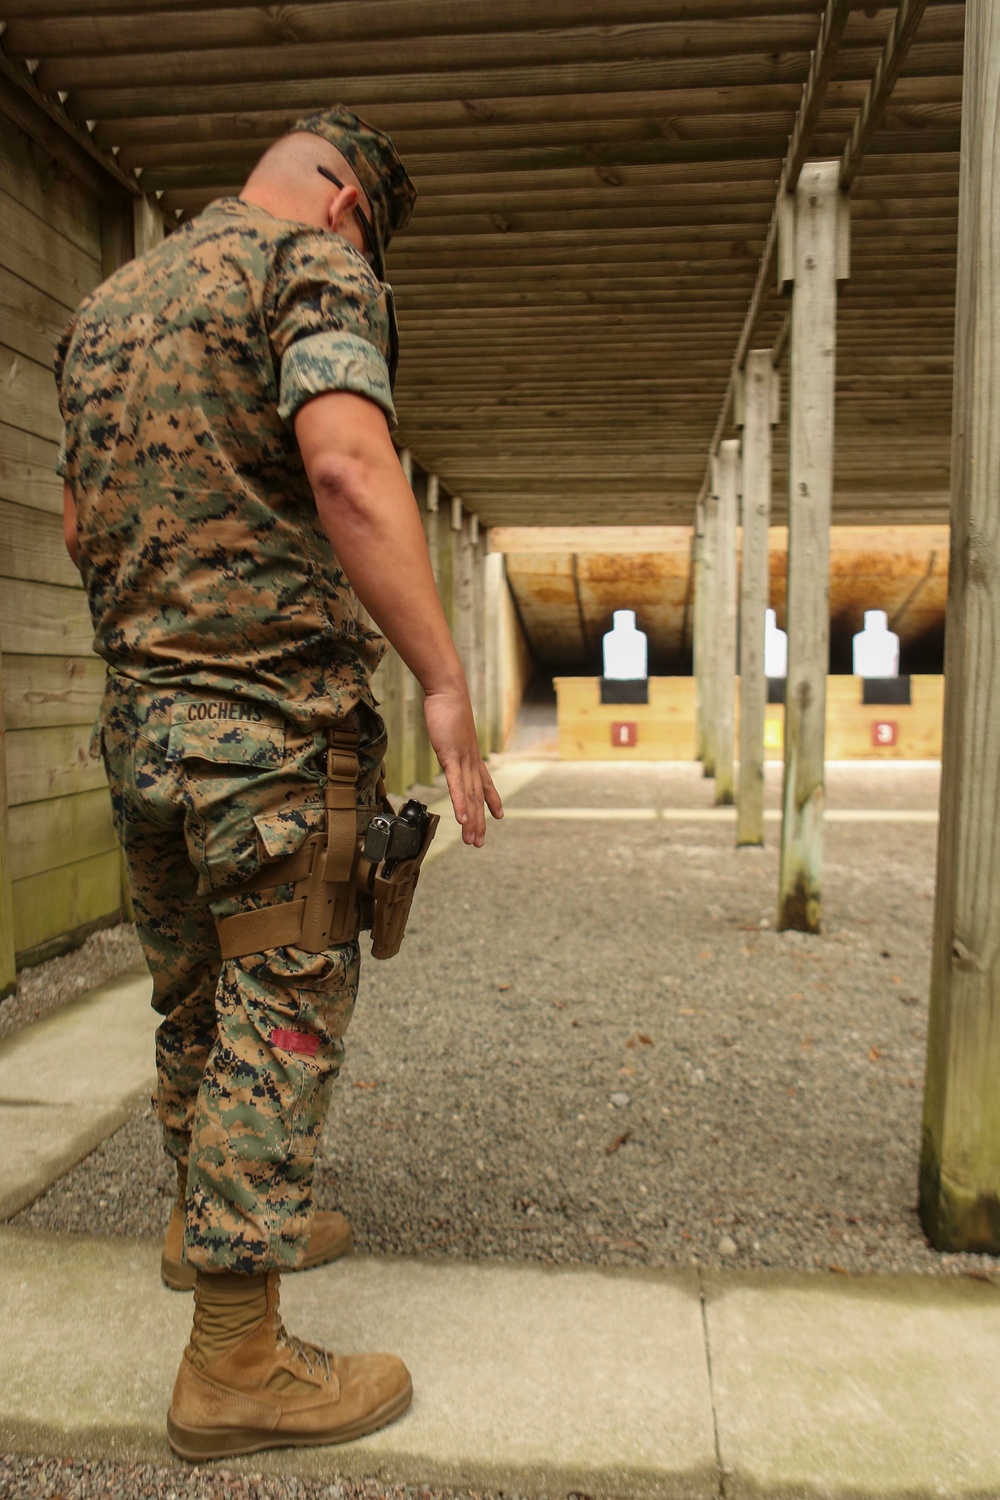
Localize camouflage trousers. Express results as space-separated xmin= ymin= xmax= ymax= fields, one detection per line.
xmin=98 ymin=670 xmax=386 ymax=1274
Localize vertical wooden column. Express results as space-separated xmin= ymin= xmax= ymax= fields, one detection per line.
xmin=133 ymin=194 xmax=165 ymax=256
xmin=700 ymin=485 xmax=719 ymax=778
xmin=693 ymin=499 xmax=707 ymax=764
xmin=453 ymin=497 xmax=474 ymax=695
xmin=417 ymin=473 xmax=442 ymax=782
xmin=470 ymin=516 xmax=489 ymax=752
xmin=777 ymin=160 xmax=847 ymax=932
xmin=737 ymin=350 xmax=780 ymax=845
xmin=100 ymin=191 xmax=134 ymax=279
xmin=395 ymin=449 xmax=419 ymax=791
xmin=484 ymin=546 xmax=505 ymax=752
xmin=920 ymin=0 xmax=1000 ymax=1255
xmin=408 ymin=464 xmax=435 ymax=787
xmin=0 ymin=647 xmax=16 ymax=998
xmin=712 ymin=441 xmax=740 ymax=805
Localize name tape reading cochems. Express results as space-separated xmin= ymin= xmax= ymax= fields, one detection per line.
xmin=185 ymin=702 xmax=265 ymax=723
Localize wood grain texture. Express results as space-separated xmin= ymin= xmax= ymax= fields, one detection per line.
xmin=0 ymin=187 xmax=101 ymax=310
xmin=712 ymin=440 xmax=740 ymax=806
xmin=699 ymin=491 xmax=719 ymax=777
xmin=6 ymin=721 xmax=106 ymax=805
xmin=920 ymin=0 xmax=1000 ymax=1254
xmin=0 ymin=109 xmax=101 ymax=258
xmin=0 ymin=578 xmax=94 ymax=657
xmin=2 ymin=654 xmax=105 ymax=732
xmin=0 ymin=344 xmax=64 ymax=447
xmin=0 ymin=265 xmax=73 ymax=372
xmin=0 ymin=650 xmax=15 ymax=997
xmin=0 ymin=424 xmax=62 ymax=515
xmin=8 ymin=785 xmax=116 ymax=882
xmin=777 ymin=161 xmax=841 ymax=934
xmin=12 ymin=848 xmax=121 ymax=959
xmin=737 ymin=352 xmax=778 ymax=846
xmin=0 ymin=499 xmax=80 ymax=588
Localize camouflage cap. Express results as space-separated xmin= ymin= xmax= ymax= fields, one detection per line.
xmin=290 ymin=105 xmax=416 ymax=278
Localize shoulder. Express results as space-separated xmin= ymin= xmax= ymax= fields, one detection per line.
xmin=270 ymin=225 xmax=380 ymax=301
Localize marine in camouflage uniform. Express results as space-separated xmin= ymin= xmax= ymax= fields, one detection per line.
xmin=56 ymin=110 xmax=414 ymax=1275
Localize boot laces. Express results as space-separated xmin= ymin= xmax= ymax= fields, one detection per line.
xmin=276 ymin=1317 xmax=332 ymax=1381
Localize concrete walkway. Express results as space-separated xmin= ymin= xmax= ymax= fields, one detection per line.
xmin=3 ymin=763 xmax=999 ymax=1497
xmin=1 ymin=1228 xmax=999 ymax=1498
xmin=0 ymin=966 xmax=156 ymax=1219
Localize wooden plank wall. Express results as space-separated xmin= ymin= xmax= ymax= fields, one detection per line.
xmin=0 ymin=111 xmax=120 ymax=965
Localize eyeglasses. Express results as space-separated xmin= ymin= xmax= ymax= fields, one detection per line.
xmin=316 ymin=165 xmax=378 ymax=271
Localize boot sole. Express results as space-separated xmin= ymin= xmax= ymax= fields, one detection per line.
xmin=160 ymin=1227 xmax=354 ymax=1293
xmin=166 ymin=1377 xmax=412 ymax=1460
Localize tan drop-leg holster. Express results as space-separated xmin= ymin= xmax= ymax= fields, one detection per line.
xmin=214 ymin=723 xmax=438 ymax=964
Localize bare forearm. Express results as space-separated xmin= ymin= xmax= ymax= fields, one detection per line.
xmin=314 ymin=452 xmax=464 ymax=697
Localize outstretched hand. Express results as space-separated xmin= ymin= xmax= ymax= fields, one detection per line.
xmin=423 ymin=685 xmax=503 ymax=846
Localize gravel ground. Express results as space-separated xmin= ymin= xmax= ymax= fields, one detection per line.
xmin=13 ymin=762 xmax=997 ymax=1281
xmin=0 ymin=923 xmax=144 ymax=1043
xmin=507 ymin=758 xmax=942 ymax=811
xmin=0 ymin=1457 xmax=523 ymax=1500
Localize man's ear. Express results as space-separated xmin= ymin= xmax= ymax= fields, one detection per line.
xmin=327 ymin=182 xmax=359 ymax=234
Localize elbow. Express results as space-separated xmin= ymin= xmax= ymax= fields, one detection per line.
xmin=311 ymin=454 xmax=379 ymax=533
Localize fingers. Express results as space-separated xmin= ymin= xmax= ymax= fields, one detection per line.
xmin=446 ymin=757 xmax=501 ymax=846
xmin=482 ymin=763 xmax=504 ymax=821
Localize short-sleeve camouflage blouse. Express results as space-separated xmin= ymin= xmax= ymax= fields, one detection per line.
xmin=55 ymin=197 xmax=396 ymax=729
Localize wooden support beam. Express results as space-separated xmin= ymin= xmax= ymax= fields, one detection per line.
xmin=0 ymin=47 xmax=139 ymax=198
xmin=777 ymin=160 xmax=845 ymax=933
xmin=737 ymin=350 xmax=780 ymax=845
xmin=694 ymin=0 xmax=930 ymax=509
xmin=693 ymin=498 xmax=707 ymax=764
xmin=919 ymin=0 xmax=1000 ymax=1255
xmin=840 ymin=0 xmax=931 ymax=190
xmin=694 ymin=0 xmax=853 ymax=500
xmin=100 ymin=191 xmax=134 ymax=279
xmin=472 ymin=525 xmax=489 ymax=753
xmin=712 ymin=439 xmax=740 ymax=806
xmin=699 ymin=486 xmax=719 ymax=778
xmin=0 ymin=646 xmax=16 ymax=999
xmin=132 ymin=192 xmax=165 ymax=256
xmin=484 ymin=546 xmax=505 ymax=753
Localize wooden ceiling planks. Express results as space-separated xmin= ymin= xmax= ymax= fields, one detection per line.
xmin=0 ymin=0 xmax=965 ymax=526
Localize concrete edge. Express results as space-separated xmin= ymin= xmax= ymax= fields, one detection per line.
xmin=0 ymin=1080 xmax=155 ymax=1221
xmin=0 ymin=1417 xmax=718 ymax=1500
xmin=699 ymin=1265 xmax=1000 ymax=1307
xmin=0 ymin=966 xmax=151 ymax=1065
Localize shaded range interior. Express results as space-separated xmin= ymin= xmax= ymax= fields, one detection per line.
xmin=504 ymin=525 xmax=947 ymax=677
xmin=0 ymin=4 xmax=962 ymax=529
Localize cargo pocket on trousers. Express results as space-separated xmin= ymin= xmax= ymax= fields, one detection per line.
xmin=244 ymin=943 xmax=360 ymax=1056
xmin=167 ymin=705 xmax=288 ymax=892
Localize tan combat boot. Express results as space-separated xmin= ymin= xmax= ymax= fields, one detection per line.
xmin=167 ymin=1269 xmax=411 ymax=1459
xmin=161 ymin=1167 xmax=353 ymax=1291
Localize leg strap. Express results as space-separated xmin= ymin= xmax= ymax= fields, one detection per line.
xmin=215 ymin=724 xmax=365 ymax=960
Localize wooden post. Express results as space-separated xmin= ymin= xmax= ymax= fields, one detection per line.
xmin=100 ymin=191 xmax=134 ymax=279
xmin=693 ymin=499 xmax=707 ymax=765
xmin=395 ymin=449 xmax=419 ymax=792
xmin=737 ymin=351 xmax=780 ymax=845
xmin=700 ymin=485 xmax=719 ymax=778
xmin=471 ymin=517 xmax=489 ymax=753
xmin=919 ymin=0 xmax=1000 ymax=1255
xmin=419 ymin=477 xmax=440 ymax=786
xmin=133 ymin=193 xmax=165 ymax=256
xmin=484 ymin=546 xmax=505 ymax=752
xmin=777 ymin=160 xmax=847 ymax=933
xmin=454 ymin=499 xmax=474 ymax=694
xmin=0 ymin=647 xmax=16 ymax=998
xmin=713 ymin=441 xmax=740 ymax=805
